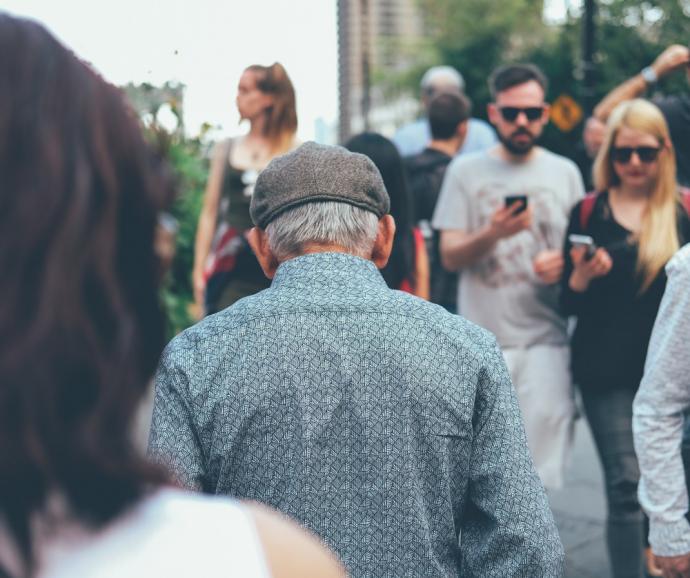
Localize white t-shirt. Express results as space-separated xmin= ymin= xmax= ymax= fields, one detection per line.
xmin=0 ymin=489 xmax=271 ymax=578
xmin=432 ymin=147 xmax=585 ymax=348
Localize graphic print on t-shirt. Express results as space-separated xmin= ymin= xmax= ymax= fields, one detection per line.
xmin=472 ymin=182 xmax=568 ymax=288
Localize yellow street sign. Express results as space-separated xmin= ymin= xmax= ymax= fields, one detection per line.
xmin=550 ymin=94 xmax=583 ymax=132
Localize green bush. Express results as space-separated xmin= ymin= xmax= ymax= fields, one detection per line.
xmin=160 ymin=136 xmax=210 ymax=339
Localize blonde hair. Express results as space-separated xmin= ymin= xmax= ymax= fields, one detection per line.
xmin=245 ymin=62 xmax=298 ymax=154
xmin=592 ymin=99 xmax=679 ymax=292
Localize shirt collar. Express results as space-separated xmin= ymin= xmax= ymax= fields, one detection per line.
xmin=271 ymin=252 xmax=388 ymax=291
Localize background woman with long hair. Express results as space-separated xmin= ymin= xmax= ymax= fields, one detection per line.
xmin=193 ymin=63 xmax=298 ymax=315
xmin=0 ymin=14 xmax=343 ymax=578
xmin=560 ymin=99 xmax=690 ymax=578
xmin=345 ymin=132 xmax=430 ymax=299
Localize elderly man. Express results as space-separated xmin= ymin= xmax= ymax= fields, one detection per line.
xmin=393 ymin=65 xmax=496 ymax=157
xmin=149 ymin=142 xmax=563 ymax=577
xmin=634 ymin=244 xmax=690 ymax=578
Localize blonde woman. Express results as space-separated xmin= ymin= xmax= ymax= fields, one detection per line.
xmin=561 ymin=99 xmax=690 ymax=578
xmin=194 ymin=63 xmax=298 ymax=315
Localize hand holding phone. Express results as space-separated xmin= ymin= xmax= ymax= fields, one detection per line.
xmin=568 ymin=234 xmax=596 ymax=260
xmin=504 ymin=195 xmax=528 ymax=214
xmin=568 ymin=235 xmax=612 ymax=292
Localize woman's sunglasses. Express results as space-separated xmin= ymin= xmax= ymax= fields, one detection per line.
xmin=611 ymin=146 xmax=661 ymax=164
xmin=498 ymin=106 xmax=544 ymax=122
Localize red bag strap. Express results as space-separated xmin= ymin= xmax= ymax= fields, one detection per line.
xmin=579 ymin=191 xmax=600 ymax=231
xmin=680 ymin=187 xmax=690 ymax=216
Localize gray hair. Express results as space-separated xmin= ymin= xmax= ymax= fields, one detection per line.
xmin=265 ymin=202 xmax=379 ymax=260
xmin=421 ymin=66 xmax=465 ymax=99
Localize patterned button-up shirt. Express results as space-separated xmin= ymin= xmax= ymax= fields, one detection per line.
xmin=149 ymin=252 xmax=563 ymax=577
xmin=634 ymin=243 xmax=690 ymax=557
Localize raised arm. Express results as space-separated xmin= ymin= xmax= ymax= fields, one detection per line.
xmin=193 ymin=141 xmax=229 ymax=312
xmin=633 ymin=248 xmax=690 ymax=564
xmin=593 ymin=45 xmax=690 ymax=122
xmin=460 ymin=339 xmax=564 ymax=576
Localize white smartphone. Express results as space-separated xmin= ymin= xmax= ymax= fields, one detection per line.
xmin=568 ymin=234 xmax=596 ymax=259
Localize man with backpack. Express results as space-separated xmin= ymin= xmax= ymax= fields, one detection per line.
xmin=405 ymin=91 xmax=470 ymax=311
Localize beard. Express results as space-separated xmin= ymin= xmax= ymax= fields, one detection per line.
xmin=499 ymin=128 xmax=537 ymax=156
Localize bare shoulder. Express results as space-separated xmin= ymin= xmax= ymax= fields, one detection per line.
xmin=245 ymin=502 xmax=348 ymax=578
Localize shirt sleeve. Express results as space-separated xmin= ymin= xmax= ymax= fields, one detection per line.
xmin=431 ymin=158 xmax=471 ymax=232
xmin=633 ymin=246 xmax=690 ymax=557
xmin=460 ymin=338 xmax=565 ymax=576
xmin=148 ymin=341 xmax=207 ymax=492
xmin=568 ymin=160 xmax=586 ymax=208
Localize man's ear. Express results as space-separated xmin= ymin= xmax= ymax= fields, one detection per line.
xmin=371 ymin=215 xmax=396 ymax=269
xmin=247 ymin=227 xmax=280 ymax=279
xmin=457 ymin=119 xmax=468 ymax=139
xmin=487 ymin=103 xmax=499 ymax=126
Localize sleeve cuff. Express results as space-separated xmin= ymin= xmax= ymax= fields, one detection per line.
xmin=650 ymin=517 xmax=690 ymax=557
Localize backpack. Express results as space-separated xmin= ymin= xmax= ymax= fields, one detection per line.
xmin=579 ymin=187 xmax=690 ymax=230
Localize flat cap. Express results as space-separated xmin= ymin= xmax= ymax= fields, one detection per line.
xmin=250 ymin=141 xmax=390 ymax=229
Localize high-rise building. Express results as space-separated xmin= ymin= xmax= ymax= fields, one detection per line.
xmin=337 ymin=0 xmax=429 ymax=143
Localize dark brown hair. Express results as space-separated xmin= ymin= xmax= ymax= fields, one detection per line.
xmin=428 ymin=91 xmax=471 ymax=140
xmin=246 ymin=62 xmax=298 ymax=151
xmin=345 ymin=133 xmax=416 ymax=291
xmin=0 ymin=13 xmax=172 ymax=571
xmin=488 ymin=63 xmax=548 ymax=100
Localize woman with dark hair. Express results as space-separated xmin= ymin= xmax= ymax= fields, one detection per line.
xmin=193 ymin=62 xmax=299 ymax=315
xmin=345 ymin=133 xmax=430 ymax=298
xmin=0 ymin=14 xmax=343 ymax=578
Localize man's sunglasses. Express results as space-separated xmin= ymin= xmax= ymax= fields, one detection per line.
xmin=498 ymin=106 xmax=544 ymax=122
xmin=611 ymin=146 xmax=661 ymax=164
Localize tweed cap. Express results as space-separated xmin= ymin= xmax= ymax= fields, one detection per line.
xmin=250 ymin=141 xmax=390 ymax=229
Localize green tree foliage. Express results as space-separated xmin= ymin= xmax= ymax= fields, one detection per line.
xmin=417 ymin=0 xmax=548 ymax=113
xmin=160 ymin=136 xmax=208 ymax=338
xmin=142 ymin=129 xmax=208 ymax=338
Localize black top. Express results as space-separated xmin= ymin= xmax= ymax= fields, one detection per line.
xmin=405 ymin=147 xmax=456 ymax=307
xmin=560 ymin=191 xmax=690 ymax=391
xmin=405 ymin=147 xmax=453 ymax=222
xmin=656 ymin=94 xmax=690 ymax=188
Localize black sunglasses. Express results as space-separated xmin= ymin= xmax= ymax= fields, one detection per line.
xmin=498 ymin=106 xmax=544 ymax=122
xmin=611 ymin=146 xmax=661 ymax=164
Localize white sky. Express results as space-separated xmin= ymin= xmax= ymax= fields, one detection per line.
xmin=3 ymin=0 xmax=339 ymax=141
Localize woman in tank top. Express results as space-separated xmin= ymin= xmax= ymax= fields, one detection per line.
xmin=0 ymin=15 xmax=344 ymax=578
xmin=193 ymin=63 xmax=299 ymax=315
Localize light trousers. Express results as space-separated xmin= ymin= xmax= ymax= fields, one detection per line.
xmin=502 ymin=344 xmax=575 ymax=490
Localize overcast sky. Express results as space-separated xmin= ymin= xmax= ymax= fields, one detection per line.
xmin=3 ymin=0 xmax=339 ymax=141
xmin=4 ymin=1 xmax=579 ymax=142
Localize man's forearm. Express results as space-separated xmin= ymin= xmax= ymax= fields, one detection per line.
xmin=593 ymin=75 xmax=647 ymax=121
xmin=441 ymin=225 xmax=498 ymax=271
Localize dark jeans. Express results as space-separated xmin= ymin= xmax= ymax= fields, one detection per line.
xmin=580 ymin=387 xmax=644 ymax=578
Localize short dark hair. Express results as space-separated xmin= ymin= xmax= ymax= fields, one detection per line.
xmin=428 ymin=91 xmax=471 ymax=140
xmin=0 ymin=13 xmax=173 ymax=570
xmin=489 ymin=63 xmax=548 ymax=100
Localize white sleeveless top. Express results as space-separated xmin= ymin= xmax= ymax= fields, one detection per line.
xmin=1 ymin=489 xmax=271 ymax=578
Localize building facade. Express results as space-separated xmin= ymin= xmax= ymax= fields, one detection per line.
xmin=337 ymin=0 xmax=430 ymax=143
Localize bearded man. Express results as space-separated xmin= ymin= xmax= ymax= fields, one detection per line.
xmin=432 ymin=63 xmax=585 ymax=490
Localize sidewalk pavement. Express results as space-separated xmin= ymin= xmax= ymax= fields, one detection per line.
xmin=551 ymin=416 xmax=612 ymax=577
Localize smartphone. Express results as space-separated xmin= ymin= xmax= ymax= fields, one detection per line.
xmin=568 ymin=233 xmax=597 ymax=259
xmin=505 ymin=194 xmax=528 ymax=213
